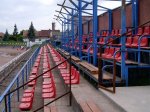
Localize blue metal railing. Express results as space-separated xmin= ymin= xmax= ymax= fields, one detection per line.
xmin=0 ymin=47 xmax=40 ymax=112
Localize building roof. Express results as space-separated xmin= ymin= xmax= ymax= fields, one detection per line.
xmin=0 ymin=32 xmax=4 ymax=38
xmin=38 ymin=30 xmax=51 ymax=38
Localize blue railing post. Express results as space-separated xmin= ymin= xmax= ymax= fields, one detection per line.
xmin=22 ymin=69 xmax=24 ymax=89
xmin=16 ymin=78 xmax=19 ymax=102
xmin=26 ymin=65 xmax=28 ymax=81
xmin=8 ymin=91 xmax=11 ymax=112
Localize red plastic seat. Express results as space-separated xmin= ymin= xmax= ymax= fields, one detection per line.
xmin=42 ymin=88 xmax=54 ymax=93
xmin=126 ymin=37 xmax=132 ymax=47
xmin=19 ymin=102 xmax=32 ymax=111
xmin=42 ymin=92 xmax=56 ymax=99
xmin=28 ymin=81 xmax=36 ymax=86
xmin=102 ymin=47 xmax=109 ymax=58
xmin=21 ymin=97 xmax=33 ymax=103
xmin=43 ymin=81 xmax=52 ymax=85
xmin=131 ymin=36 xmax=148 ymax=47
xmin=43 ymin=84 xmax=53 ymax=89
xmin=105 ymin=48 xmax=115 ymax=59
xmin=98 ymin=37 xmax=105 ymax=45
xmin=23 ymin=93 xmax=33 ymax=97
xmin=65 ymin=71 xmax=80 ymax=84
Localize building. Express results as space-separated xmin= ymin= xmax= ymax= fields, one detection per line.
xmin=0 ymin=32 xmax=4 ymax=40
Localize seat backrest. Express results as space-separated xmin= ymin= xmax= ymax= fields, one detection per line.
xmin=104 ymin=47 xmax=109 ymax=55
xmin=115 ymin=48 xmax=121 ymax=58
xmin=118 ymin=29 xmax=122 ymax=36
xmin=140 ymin=37 xmax=148 ymax=47
xmin=126 ymin=37 xmax=132 ymax=45
xmin=137 ymin=28 xmax=143 ymax=36
xmin=110 ymin=30 xmax=115 ymax=36
xmin=109 ymin=48 xmax=115 ymax=56
xmin=107 ymin=38 xmax=114 ymax=44
xmin=133 ymin=36 xmax=139 ymax=44
xmin=143 ymin=26 xmax=150 ymax=36
xmin=127 ymin=29 xmax=132 ymax=36
xmin=115 ymin=29 xmax=119 ymax=36
xmin=105 ymin=31 xmax=109 ymax=37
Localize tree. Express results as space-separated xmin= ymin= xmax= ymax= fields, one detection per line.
xmin=28 ymin=22 xmax=35 ymax=41
xmin=13 ymin=24 xmax=18 ymax=41
xmin=3 ymin=30 xmax=9 ymax=41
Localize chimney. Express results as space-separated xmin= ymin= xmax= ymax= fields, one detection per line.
xmin=52 ymin=22 xmax=55 ymax=31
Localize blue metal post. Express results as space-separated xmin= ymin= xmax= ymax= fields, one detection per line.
xmin=121 ymin=0 xmax=127 ymax=81
xmin=108 ymin=10 xmax=112 ymax=32
xmin=26 ymin=65 xmax=28 ymax=81
xmin=78 ymin=0 xmax=83 ymax=59
xmin=22 ymin=69 xmax=24 ymax=89
xmin=132 ymin=0 xmax=138 ymax=33
xmin=8 ymin=90 xmax=11 ymax=112
xmin=62 ymin=21 xmax=64 ymax=49
xmin=93 ymin=0 xmax=98 ymax=66
xmin=71 ymin=10 xmax=75 ymax=54
xmin=17 ymin=78 xmax=19 ymax=101
xmin=67 ymin=15 xmax=70 ymax=52
xmin=64 ymin=20 xmax=66 ymax=50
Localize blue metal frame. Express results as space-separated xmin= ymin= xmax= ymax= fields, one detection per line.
xmin=78 ymin=0 xmax=83 ymax=59
xmin=93 ymin=0 xmax=98 ymax=66
xmin=121 ymin=0 xmax=127 ymax=80
xmin=56 ymin=0 xmax=150 ymax=87
xmin=132 ymin=0 xmax=138 ymax=33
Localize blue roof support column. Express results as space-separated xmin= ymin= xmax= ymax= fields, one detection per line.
xmin=71 ymin=10 xmax=75 ymax=54
xmin=108 ymin=10 xmax=112 ymax=32
xmin=62 ymin=21 xmax=64 ymax=49
xmin=78 ymin=0 xmax=82 ymax=59
xmin=132 ymin=0 xmax=138 ymax=33
xmin=93 ymin=0 xmax=98 ymax=66
xmin=135 ymin=0 xmax=138 ymax=29
xmin=121 ymin=0 xmax=127 ymax=83
xmin=64 ymin=20 xmax=66 ymax=50
xmin=67 ymin=15 xmax=70 ymax=51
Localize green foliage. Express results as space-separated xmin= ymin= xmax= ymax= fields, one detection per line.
xmin=9 ymin=35 xmax=16 ymax=41
xmin=17 ymin=34 xmax=23 ymax=42
xmin=28 ymin=22 xmax=35 ymax=41
xmin=3 ymin=30 xmax=9 ymax=41
xmin=13 ymin=24 xmax=18 ymax=36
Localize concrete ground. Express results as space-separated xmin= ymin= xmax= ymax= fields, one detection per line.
xmin=100 ymin=86 xmax=150 ymax=112
xmin=0 ymin=47 xmax=26 ymax=67
xmin=71 ymin=76 xmax=125 ymax=112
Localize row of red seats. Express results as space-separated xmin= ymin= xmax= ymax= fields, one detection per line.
xmin=65 ymin=26 xmax=149 ymax=52
xmin=42 ymin=46 xmax=56 ymax=99
xmin=102 ymin=47 xmax=128 ymax=61
xmin=47 ymin=45 xmax=80 ymax=84
xmin=19 ymin=47 xmax=43 ymax=111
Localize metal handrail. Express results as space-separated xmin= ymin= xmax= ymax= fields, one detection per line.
xmin=4 ymin=48 xmax=72 ymax=112
xmin=0 ymin=47 xmax=39 ymax=102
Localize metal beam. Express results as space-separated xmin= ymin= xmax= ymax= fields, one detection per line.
xmin=55 ymin=10 xmax=71 ymax=16
xmin=77 ymin=0 xmax=110 ymax=10
xmin=57 ymin=0 xmax=66 ymax=20
xmin=69 ymin=0 xmax=78 ymax=9
xmin=58 ymin=4 xmax=93 ymax=15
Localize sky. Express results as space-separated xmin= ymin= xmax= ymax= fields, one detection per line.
xmin=0 ymin=0 xmax=122 ymax=34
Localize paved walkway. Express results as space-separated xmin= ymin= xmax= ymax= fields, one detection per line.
xmin=101 ymin=86 xmax=150 ymax=112
xmin=71 ymin=76 xmax=125 ymax=112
